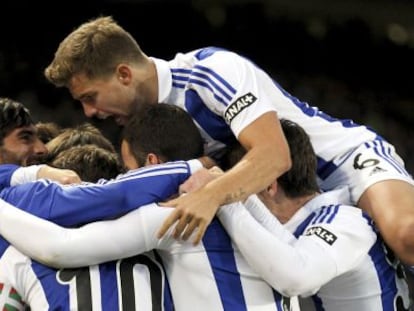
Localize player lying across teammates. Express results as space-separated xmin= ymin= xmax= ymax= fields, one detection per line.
xmin=0 ymin=96 xmax=410 ymax=310
xmin=43 ymin=16 xmax=414 ymax=268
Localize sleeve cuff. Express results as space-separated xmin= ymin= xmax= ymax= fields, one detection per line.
xmin=187 ymin=159 xmax=203 ymax=174
xmin=11 ymin=165 xmax=46 ymax=186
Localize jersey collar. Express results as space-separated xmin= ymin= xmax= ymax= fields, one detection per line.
xmin=150 ymin=57 xmax=172 ymax=103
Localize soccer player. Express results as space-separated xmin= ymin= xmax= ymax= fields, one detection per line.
xmin=43 ymin=16 xmax=414 ymax=266
xmin=215 ymin=119 xmax=411 ymax=310
xmin=0 ymin=105 xmax=298 ymax=310
xmin=0 ymin=97 xmax=81 ymax=187
xmin=0 ymin=152 xmax=178 ymax=309
xmin=0 ymin=97 xmax=47 ymax=167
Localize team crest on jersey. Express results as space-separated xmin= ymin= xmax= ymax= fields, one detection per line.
xmin=304 ymin=226 xmax=337 ymax=245
xmin=224 ymin=92 xmax=257 ymax=124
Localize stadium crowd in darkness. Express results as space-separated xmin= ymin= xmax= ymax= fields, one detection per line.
xmin=1 ymin=1 xmax=413 ymax=173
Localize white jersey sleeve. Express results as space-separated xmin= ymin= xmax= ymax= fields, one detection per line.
xmin=0 ymin=200 xmax=171 ymax=268
xmin=217 ymin=202 xmax=377 ymax=297
xmin=194 ymin=50 xmax=279 ymax=138
xmin=244 ymin=195 xmax=296 ymax=244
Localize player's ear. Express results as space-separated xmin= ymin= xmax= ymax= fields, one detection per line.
xmin=146 ymin=153 xmax=163 ymax=165
xmin=116 ymin=64 xmax=132 ymax=84
xmin=267 ymin=181 xmax=278 ymax=197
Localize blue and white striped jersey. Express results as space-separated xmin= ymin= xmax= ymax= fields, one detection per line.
xmin=217 ymin=189 xmax=411 ymax=310
xmin=152 ymin=47 xmax=381 ymax=183
xmin=0 ymin=202 xmax=299 ymax=311
xmin=0 ymin=245 xmax=171 ymax=311
xmin=0 ymin=160 xmax=196 ymax=225
xmin=0 ymin=160 xmax=199 ymax=310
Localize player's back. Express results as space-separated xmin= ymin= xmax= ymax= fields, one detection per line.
xmin=143 ymin=206 xmax=297 ymax=310
xmin=0 ymin=241 xmax=172 ymax=310
xmin=164 ymin=47 xmax=377 ymax=164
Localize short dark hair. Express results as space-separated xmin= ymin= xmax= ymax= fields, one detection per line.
xmin=277 ymin=119 xmax=319 ymax=198
xmin=50 ymin=144 xmax=122 ymax=182
xmin=0 ymin=98 xmax=33 ymax=145
xmin=122 ymin=104 xmax=204 ymax=166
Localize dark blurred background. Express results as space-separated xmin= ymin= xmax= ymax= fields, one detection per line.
xmin=1 ymin=0 xmax=413 ymax=173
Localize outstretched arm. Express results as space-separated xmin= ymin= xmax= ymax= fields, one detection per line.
xmin=2 ymin=160 xmax=201 ymax=227
xmin=0 ymin=199 xmax=173 ymax=268
xmin=217 ymin=202 xmax=376 ymax=297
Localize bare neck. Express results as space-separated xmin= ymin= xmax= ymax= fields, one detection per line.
xmin=268 ymin=192 xmax=318 ymax=224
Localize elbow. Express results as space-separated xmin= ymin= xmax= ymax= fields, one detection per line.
xmin=273 ymin=148 xmax=291 ymax=176
xmin=273 ymin=279 xmax=315 ymax=297
xmin=267 ymin=144 xmax=291 ymax=176
xmin=36 ymin=250 xmax=65 ymax=269
xmin=265 ymin=270 xmax=316 ymax=297
xmin=393 ymin=223 xmax=414 ymax=265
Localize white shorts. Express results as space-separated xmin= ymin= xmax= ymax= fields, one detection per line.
xmin=319 ymin=139 xmax=414 ymax=204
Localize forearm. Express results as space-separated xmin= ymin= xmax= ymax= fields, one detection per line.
xmin=0 ymin=200 xmax=155 ymax=268
xmin=39 ymin=160 xmax=199 ymax=226
xmin=207 ymin=144 xmax=289 ymax=206
xmin=244 ymin=195 xmax=296 ymax=244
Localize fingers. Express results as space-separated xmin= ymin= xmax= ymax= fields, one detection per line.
xmin=157 ymin=208 xmax=205 ymax=245
xmin=181 ymin=218 xmax=199 ymax=241
xmin=193 ymin=225 xmax=207 ymax=246
xmin=173 ymin=214 xmax=192 ymax=239
xmin=157 ymin=209 xmax=181 ymax=238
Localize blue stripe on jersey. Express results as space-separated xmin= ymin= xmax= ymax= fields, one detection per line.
xmin=194 ymin=46 xmax=227 ymax=60
xmin=171 ymin=67 xmax=235 ymax=106
xmin=0 ymin=238 xmax=9 ymax=255
xmin=272 ymin=79 xmax=364 ymax=130
xmin=99 ymin=262 xmax=119 ymax=311
xmin=0 ymin=160 xmax=190 ymax=228
xmin=368 ymin=140 xmax=410 ymax=176
xmin=187 ymin=77 xmax=230 ymax=106
xmin=368 ymin=236 xmax=399 ymax=310
xmin=115 ymin=161 xmax=190 ymax=181
xmin=185 ymin=89 xmax=237 ymax=146
xmin=311 ymin=205 xmax=333 ymax=225
xmin=31 ymin=262 xmax=71 ymax=310
xmin=203 ymin=218 xmax=247 ymax=311
xmin=294 ymin=205 xmax=339 ymax=237
xmin=317 ymin=157 xmax=338 ymax=181
xmin=193 ymin=65 xmax=236 ymax=98
xmin=326 ymin=205 xmax=340 ymax=223
xmin=293 ymin=213 xmax=317 ymax=238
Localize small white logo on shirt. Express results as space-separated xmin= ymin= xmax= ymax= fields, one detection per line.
xmin=304 ymin=226 xmax=337 ymax=245
xmin=369 ymin=166 xmax=387 ymax=176
xmin=224 ymin=92 xmax=257 ymax=124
